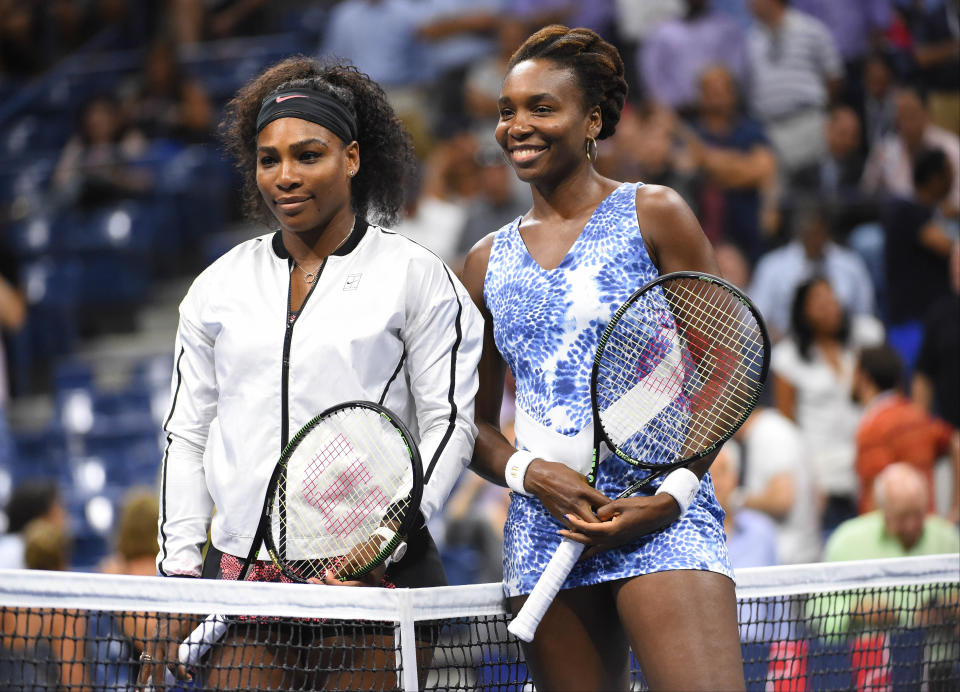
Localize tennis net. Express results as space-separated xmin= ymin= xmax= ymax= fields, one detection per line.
xmin=0 ymin=553 xmax=956 ymax=690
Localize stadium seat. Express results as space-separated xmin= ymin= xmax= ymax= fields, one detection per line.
xmin=475 ymin=652 xmax=527 ymax=692
xmin=52 ymin=360 xmax=95 ymax=394
xmin=8 ymin=212 xmax=65 ymax=258
xmin=1 ymin=113 xmax=71 ymax=157
xmin=440 ymin=545 xmax=487 ymax=586
xmin=76 ymin=254 xmax=150 ymax=307
xmin=10 ymin=427 xmax=70 ymax=486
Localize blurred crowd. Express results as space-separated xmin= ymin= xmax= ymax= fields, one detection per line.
xmin=0 ymin=0 xmax=958 ymax=589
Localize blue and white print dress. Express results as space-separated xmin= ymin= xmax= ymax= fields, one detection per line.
xmin=483 ymin=182 xmax=734 ymax=598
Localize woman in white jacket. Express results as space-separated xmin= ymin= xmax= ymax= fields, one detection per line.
xmin=139 ymin=55 xmax=483 ymax=690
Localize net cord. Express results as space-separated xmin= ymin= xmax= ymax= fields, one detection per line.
xmin=1 ymin=554 xmax=954 ymax=618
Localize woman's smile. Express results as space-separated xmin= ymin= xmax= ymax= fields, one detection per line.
xmin=509 ymin=144 xmax=548 ymax=165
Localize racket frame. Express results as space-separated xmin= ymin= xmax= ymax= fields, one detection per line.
xmin=585 ymin=270 xmax=770 ymax=486
xmin=259 ymin=400 xmax=424 ymax=583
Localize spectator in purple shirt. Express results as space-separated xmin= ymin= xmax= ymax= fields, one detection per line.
xmin=791 ymin=0 xmax=893 ymax=65
xmin=640 ymin=0 xmax=746 ymax=115
xmin=508 ymin=0 xmax=616 ymax=37
xmin=790 ymin=0 xmax=893 ymax=106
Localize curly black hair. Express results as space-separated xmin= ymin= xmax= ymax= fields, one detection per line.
xmin=507 ymin=25 xmax=628 ymax=140
xmin=218 ymin=55 xmax=415 ymax=226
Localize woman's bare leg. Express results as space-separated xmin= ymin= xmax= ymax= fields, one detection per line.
xmin=614 ymin=570 xmax=744 ymax=691
xmin=509 ymin=583 xmax=630 ymax=692
xmin=319 ymin=631 xmax=399 ymax=692
xmin=203 ymin=627 xmax=301 ymax=690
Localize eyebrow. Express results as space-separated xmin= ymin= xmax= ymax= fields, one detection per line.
xmin=498 ymin=92 xmax=560 ymax=106
xmin=257 ymin=137 xmax=331 ymax=153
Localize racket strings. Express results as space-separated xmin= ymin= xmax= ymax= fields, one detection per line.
xmin=603 ymin=286 xmax=766 ymax=392
xmin=595 ymin=278 xmax=765 ymax=463
xmin=275 ymin=408 xmax=414 ymax=580
xmin=600 ymin=289 xmax=764 ymax=413
xmin=664 ymin=281 xmax=765 ymax=448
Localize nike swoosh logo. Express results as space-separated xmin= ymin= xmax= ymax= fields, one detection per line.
xmin=276 ymin=94 xmax=307 ymax=103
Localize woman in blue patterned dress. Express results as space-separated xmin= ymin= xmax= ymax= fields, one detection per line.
xmin=461 ymin=26 xmax=745 ymax=691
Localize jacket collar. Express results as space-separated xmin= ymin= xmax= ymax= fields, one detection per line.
xmin=270 ymin=216 xmax=369 ymax=260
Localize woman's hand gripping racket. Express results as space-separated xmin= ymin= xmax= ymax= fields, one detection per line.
xmin=507 ymin=272 xmax=769 ymax=643
xmin=148 ymin=401 xmax=423 ymax=688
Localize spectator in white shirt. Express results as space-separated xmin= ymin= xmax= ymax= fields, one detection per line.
xmin=732 ymin=407 xmax=822 ymax=564
xmin=749 ymin=201 xmax=876 ymax=340
xmin=771 ymin=276 xmax=883 ymax=533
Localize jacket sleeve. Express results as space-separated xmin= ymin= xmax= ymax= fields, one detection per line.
xmin=156 ymin=284 xmax=218 ymax=577
xmin=403 ymin=258 xmax=483 ymax=526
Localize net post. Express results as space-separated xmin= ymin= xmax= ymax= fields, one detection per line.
xmin=398 ymin=589 xmax=419 ymax=692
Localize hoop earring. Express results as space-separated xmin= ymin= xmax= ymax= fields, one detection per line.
xmin=585 ymin=136 xmax=598 ymax=163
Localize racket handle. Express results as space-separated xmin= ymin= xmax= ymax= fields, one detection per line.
xmin=507 ymin=538 xmax=585 ymax=642
xmin=179 ymin=613 xmax=229 ymax=665
xmin=144 ymin=614 xmax=226 ymax=691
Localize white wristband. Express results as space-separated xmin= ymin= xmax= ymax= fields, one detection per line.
xmin=505 ymin=450 xmax=536 ymax=496
xmin=655 ymin=468 xmax=700 ymax=517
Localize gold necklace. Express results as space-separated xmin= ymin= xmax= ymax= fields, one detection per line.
xmin=295 ymin=262 xmax=323 ymax=284
xmin=293 ymin=230 xmax=351 ymax=284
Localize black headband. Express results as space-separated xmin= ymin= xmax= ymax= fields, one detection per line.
xmin=256 ymin=89 xmax=358 ymax=144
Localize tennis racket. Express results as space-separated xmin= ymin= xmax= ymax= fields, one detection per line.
xmin=151 ymin=401 xmax=423 ymax=685
xmin=258 ymin=400 xmax=423 ymax=583
xmin=507 ymin=271 xmax=769 ymax=642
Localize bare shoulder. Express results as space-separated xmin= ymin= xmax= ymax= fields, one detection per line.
xmin=635 ymin=184 xmax=693 ymax=221
xmin=634 ymin=184 xmax=718 ymax=275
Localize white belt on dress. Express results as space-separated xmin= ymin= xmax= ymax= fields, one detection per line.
xmin=512 ymin=402 xmax=608 ymax=477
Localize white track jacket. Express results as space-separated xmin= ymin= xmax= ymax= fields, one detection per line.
xmin=157 ymin=221 xmax=483 ymax=577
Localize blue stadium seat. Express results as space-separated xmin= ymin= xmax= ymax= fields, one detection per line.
xmin=76 ymin=254 xmax=150 ymax=306
xmin=23 ymin=256 xmax=83 ymax=308
xmin=475 ymin=652 xmax=527 ymax=692
xmin=82 ymin=422 xmax=162 ymax=473
xmin=64 ymin=202 xmax=160 ymax=255
xmin=439 ymin=545 xmax=486 ymax=586
xmin=740 ymin=642 xmax=771 ymax=692
xmin=130 ymin=354 xmax=174 ymax=392
xmin=65 ymin=483 xmax=136 ymax=570
xmin=8 ymin=212 xmax=68 ymax=258
xmin=52 ymin=360 xmax=95 ymax=394
xmin=10 ymin=427 xmax=70 ymax=486
xmin=2 ymin=113 xmax=71 ymax=157
xmin=806 ymin=638 xmax=854 ymax=691
xmin=6 ymin=304 xmax=80 ymax=394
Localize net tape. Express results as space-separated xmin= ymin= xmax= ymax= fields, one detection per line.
xmin=0 ymin=554 xmax=956 ymax=690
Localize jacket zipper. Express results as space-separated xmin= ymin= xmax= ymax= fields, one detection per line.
xmin=278 ymin=258 xmax=326 ymax=554
xmin=281 ymin=260 xmax=325 ymax=447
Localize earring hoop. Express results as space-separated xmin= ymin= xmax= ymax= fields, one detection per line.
xmin=585 ymin=136 xmax=598 ymax=163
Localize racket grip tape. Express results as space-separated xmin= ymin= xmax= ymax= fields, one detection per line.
xmin=145 ymin=614 xmax=230 ymax=690
xmin=507 ymin=538 xmax=585 ymax=642
xmin=179 ymin=613 xmax=229 ymax=664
